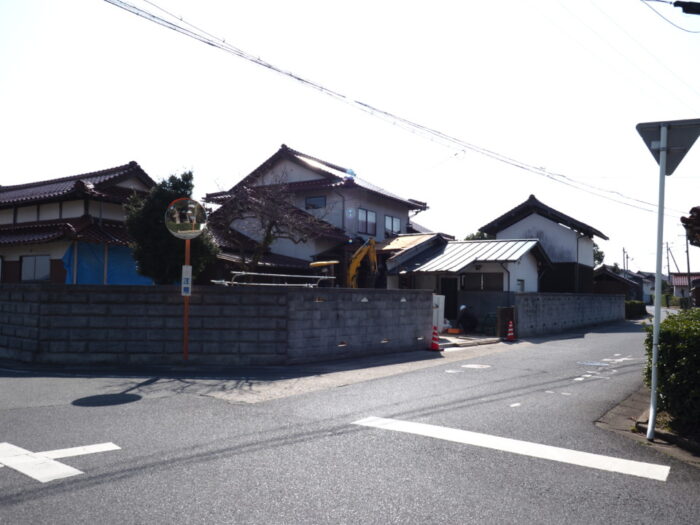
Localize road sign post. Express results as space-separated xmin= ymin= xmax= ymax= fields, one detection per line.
xmin=165 ymin=198 xmax=207 ymax=361
xmin=636 ymin=118 xmax=700 ymax=441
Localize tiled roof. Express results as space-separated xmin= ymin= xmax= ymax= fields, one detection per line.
xmin=669 ymin=273 xmax=700 ymax=286
xmin=0 ymin=217 xmax=132 ymax=246
xmin=480 ymin=194 xmax=608 ymax=240
xmin=0 ymin=162 xmax=153 ymax=207
xmin=205 ymin=145 xmax=427 ymax=211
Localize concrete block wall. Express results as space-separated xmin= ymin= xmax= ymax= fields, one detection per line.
xmin=0 ymin=286 xmax=42 ymax=362
xmin=0 ymin=284 xmax=433 ymax=366
xmin=286 ymin=289 xmax=433 ymax=363
xmin=515 ymin=293 xmax=624 ymax=337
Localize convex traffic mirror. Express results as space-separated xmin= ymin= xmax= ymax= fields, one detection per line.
xmin=165 ymin=198 xmax=207 ymax=240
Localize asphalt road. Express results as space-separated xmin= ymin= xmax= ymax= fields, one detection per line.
xmin=1 ymin=320 xmax=698 ymax=524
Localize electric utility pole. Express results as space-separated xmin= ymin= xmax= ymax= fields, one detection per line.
xmin=673 ymin=1 xmax=700 ymax=15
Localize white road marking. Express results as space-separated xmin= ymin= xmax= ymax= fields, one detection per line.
xmin=509 ymin=403 xmax=521 ymax=408
xmin=573 ymin=377 xmax=585 ymax=381
xmin=38 ymin=442 xmax=120 ymax=459
xmin=353 ymin=417 xmax=670 ymax=482
xmin=0 ymin=442 xmax=120 ymax=483
xmin=461 ymin=364 xmax=492 ymax=369
xmin=561 ymin=392 xmax=572 ymax=396
xmin=545 ymin=390 xmax=555 ymax=394
xmin=445 ymin=369 xmax=462 ymax=374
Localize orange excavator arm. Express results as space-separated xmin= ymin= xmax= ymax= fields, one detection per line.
xmin=346 ymin=238 xmax=377 ymax=288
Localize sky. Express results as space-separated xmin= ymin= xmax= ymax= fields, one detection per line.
xmin=1 ymin=0 xmax=699 ymax=274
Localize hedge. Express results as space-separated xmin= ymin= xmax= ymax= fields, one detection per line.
xmin=625 ymin=301 xmax=647 ymax=319
xmin=644 ymin=308 xmax=700 ymax=438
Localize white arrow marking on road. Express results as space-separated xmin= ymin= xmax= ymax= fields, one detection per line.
xmin=353 ymin=417 xmax=670 ymax=482
xmin=0 ymin=442 xmax=120 ymax=483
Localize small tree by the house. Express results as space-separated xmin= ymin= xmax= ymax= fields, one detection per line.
xmin=125 ymin=171 xmax=218 ymax=284
xmin=464 ymin=231 xmax=493 ymax=240
xmin=593 ymin=242 xmax=605 ymax=266
xmin=207 ymin=180 xmax=337 ymax=272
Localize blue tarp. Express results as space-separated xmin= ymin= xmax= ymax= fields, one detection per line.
xmin=62 ymin=243 xmax=153 ymax=285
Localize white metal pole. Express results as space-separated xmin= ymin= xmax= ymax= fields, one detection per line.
xmin=648 ymin=124 xmax=668 ymax=441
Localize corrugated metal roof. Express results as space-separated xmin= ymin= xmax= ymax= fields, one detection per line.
xmin=414 ymin=239 xmax=540 ymax=273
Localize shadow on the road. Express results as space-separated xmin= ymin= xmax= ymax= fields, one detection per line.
xmin=517 ymin=320 xmax=648 ymax=345
xmin=72 ymin=393 xmax=142 ymax=407
xmin=71 ymin=377 xmax=160 ymax=406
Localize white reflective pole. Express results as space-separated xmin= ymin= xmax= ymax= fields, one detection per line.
xmin=648 ymin=124 xmax=668 ymax=441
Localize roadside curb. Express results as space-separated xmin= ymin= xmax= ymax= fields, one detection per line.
xmin=635 ymin=412 xmax=700 ymax=456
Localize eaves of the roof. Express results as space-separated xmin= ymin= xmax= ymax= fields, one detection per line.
xmin=0 ymin=161 xmax=154 ymax=208
xmin=0 ymin=217 xmax=132 ymax=246
xmin=216 ymin=250 xmax=311 ymax=271
xmin=480 ymin=194 xmax=608 ymax=240
xmin=593 ymin=266 xmax=640 ymax=287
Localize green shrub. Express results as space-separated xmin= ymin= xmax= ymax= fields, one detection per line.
xmin=644 ymin=308 xmax=700 ymax=437
xmin=625 ymin=301 xmax=647 ymax=319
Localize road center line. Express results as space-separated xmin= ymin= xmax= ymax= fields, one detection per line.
xmin=353 ymin=417 xmax=670 ymax=482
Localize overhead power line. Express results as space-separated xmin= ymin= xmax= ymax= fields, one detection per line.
xmin=103 ymin=0 xmax=689 ymax=217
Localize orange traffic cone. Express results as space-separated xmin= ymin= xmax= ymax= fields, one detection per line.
xmin=429 ymin=326 xmax=441 ymax=351
xmin=506 ymin=320 xmax=516 ymax=342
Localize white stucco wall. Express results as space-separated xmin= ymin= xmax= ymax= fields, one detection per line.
xmin=341 ymin=187 xmax=412 ymax=242
xmin=0 ymin=241 xmax=71 ymax=261
xmin=0 ymin=209 xmax=13 ymax=224
xmin=116 ymin=177 xmax=150 ymax=191
xmin=16 ymin=205 xmax=38 ymax=223
xmin=496 ymin=213 xmax=594 ymax=266
xmin=88 ymin=201 xmax=125 ymax=221
xmin=39 ymin=203 xmax=60 ymax=220
xmin=253 ymin=159 xmax=327 ymax=186
xmin=62 ymin=200 xmax=84 ymax=218
xmin=460 ymin=255 xmax=539 ymax=292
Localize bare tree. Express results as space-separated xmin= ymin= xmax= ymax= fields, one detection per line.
xmin=207 ymin=177 xmax=338 ymax=272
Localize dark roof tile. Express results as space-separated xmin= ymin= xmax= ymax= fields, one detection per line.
xmin=0 ymin=161 xmax=154 ymax=207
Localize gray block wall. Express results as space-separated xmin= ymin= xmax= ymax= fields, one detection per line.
xmin=0 ymin=284 xmax=433 ymax=366
xmin=515 ymin=293 xmax=624 ymax=337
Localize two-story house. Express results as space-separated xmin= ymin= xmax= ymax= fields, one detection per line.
xmin=479 ymin=195 xmax=608 ymax=293
xmin=0 ymin=162 xmax=155 ymax=285
xmin=204 ymin=145 xmax=428 ymax=285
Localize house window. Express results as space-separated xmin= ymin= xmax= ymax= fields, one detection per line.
xmin=462 ymin=272 xmax=503 ymax=291
xmin=517 ymin=279 xmax=525 ymax=292
xmin=385 ymin=215 xmax=401 ymax=237
xmin=21 ymin=255 xmax=50 ymax=282
xmin=305 ymin=196 xmax=326 ymax=210
xmin=358 ymin=208 xmax=376 ymax=235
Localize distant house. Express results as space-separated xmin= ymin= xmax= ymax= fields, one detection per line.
xmin=669 ymin=272 xmax=700 ymax=298
xmin=0 ymin=162 xmax=154 ymax=285
xmin=205 ymin=144 xmax=428 ymax=285
xmin=383 ymin=236 xmax=550 ymax=320
xmin=479 ymin=195 xmax=608 ymax=293
xmin=593 ymin=265 xmax=642 ymax=301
